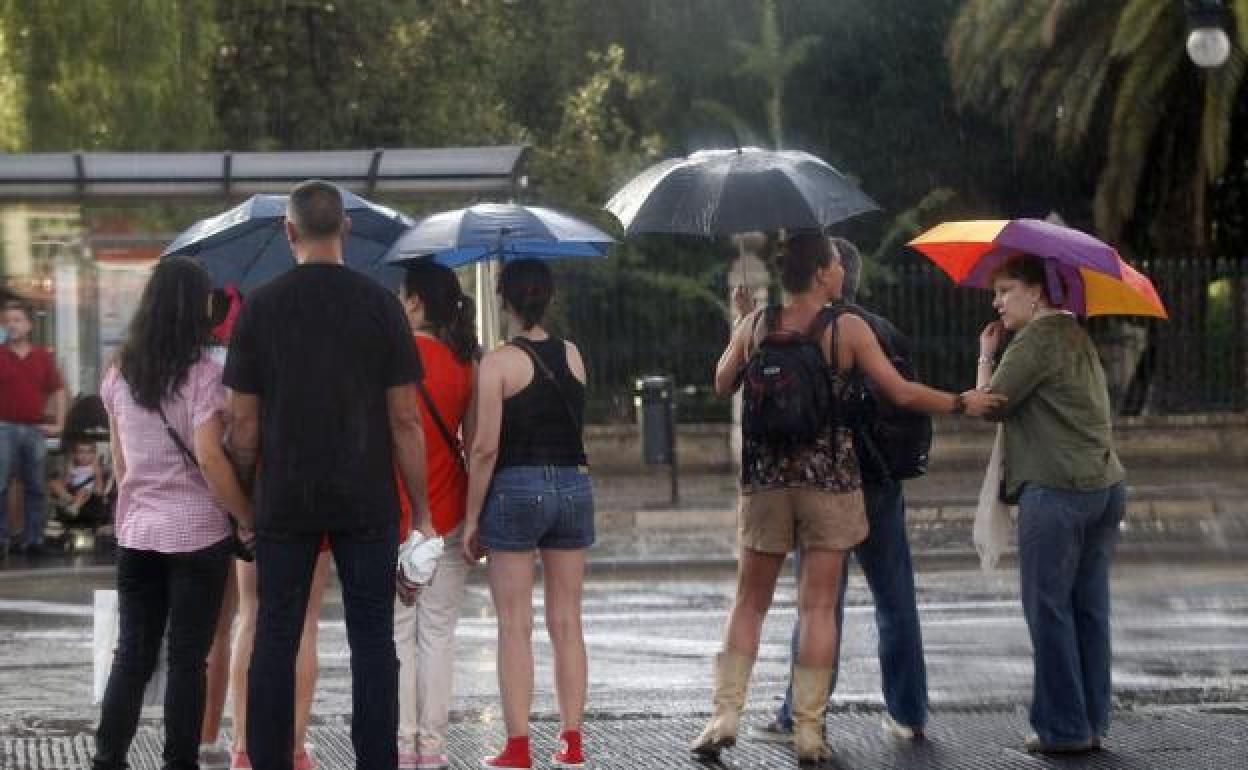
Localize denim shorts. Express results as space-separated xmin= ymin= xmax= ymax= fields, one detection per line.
xmin=479 ymin=465 xmax=595 ymax=551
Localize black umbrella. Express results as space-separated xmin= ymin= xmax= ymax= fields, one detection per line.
xmin=604 ymin=147 xmax=879 ymax=236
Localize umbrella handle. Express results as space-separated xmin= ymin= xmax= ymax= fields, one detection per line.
xmin=1043 ymin=259 xmax=1066 ymax=306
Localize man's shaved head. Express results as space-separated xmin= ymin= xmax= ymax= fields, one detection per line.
xmin=287 ymin=180 xmax=345 ymax=240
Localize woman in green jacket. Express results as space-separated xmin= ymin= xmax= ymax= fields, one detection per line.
xmin=978 ymin=254 xmax=1126 ymax=755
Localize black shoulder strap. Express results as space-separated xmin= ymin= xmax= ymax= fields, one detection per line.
xmin=805 ymin=305 xmax=843 ymax=366
xmin=744 ymin=306 xmax=771 ymax=360
xmin=805 ymin=305 xmax=840 ymax=340
xmin=156 ymin=404 xmax=199 ymax=469
xmin=157 ymin=399 xmax=253 ymax=560
xmin=414 ymin=377 xmax=467 ymax=471
xmin=511 ymin=337 xmax=583 ymax=434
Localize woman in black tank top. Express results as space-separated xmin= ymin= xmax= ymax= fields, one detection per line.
xmin=462 ymin=259 xmax=594 ymax=769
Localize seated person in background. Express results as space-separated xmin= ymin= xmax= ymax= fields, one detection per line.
xmin=48 ymin=438 xmax=113 ymax=529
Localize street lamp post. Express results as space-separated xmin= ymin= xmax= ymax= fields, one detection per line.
xmin=1185 ymin=0 xmax=1232 ymax=69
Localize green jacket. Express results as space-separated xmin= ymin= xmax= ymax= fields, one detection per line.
xmin=989 ymin=313 xmax=1125 ymax=499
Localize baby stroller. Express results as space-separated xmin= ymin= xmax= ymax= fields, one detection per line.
xmin=44 ymin=394 xmax=116 ymax=552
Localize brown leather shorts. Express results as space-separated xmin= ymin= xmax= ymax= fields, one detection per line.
xmin=737 ymin=487 xmax=868 ymax=554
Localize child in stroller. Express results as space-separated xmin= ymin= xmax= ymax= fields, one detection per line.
xmin=45 ymin=394 xmax=116 ymax=551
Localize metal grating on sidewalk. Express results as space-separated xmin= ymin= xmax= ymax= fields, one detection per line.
xmin=3 ymin=707 xmax=1247 ymax=769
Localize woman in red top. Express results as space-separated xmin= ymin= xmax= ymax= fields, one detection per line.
xmin=393 ymin=259 xmax=479 ymax=770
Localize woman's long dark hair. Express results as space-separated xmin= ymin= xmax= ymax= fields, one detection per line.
xmin=118 ymin=257 xmax=213 ymax=410
xmin=403 ymin=259 xmax=480 ymax=363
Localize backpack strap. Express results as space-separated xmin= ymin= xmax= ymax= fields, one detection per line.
xmin=805 ymin=305 xmax=842 ymax=366
xmin=805 ymin=305 xmax=839 ymax=340
xmin=745 ymin=306 xmax=773 ymax=360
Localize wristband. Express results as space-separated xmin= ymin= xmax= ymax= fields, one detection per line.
xmin=977 ymin=354 xmax=995 ymax=365
xmin=951 ymin=392 xmax=966 ymax=415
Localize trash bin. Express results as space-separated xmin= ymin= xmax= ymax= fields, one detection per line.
xmin=634 ymin=375 xmax=675 ymax=466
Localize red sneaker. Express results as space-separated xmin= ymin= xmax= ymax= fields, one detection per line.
xmin=551 ymin=730 xmax=585 ymax=768
xmin=292 ymin=744 xmax=317 ymax=770
xmin=481 ymin=735 xmax=531 ymax=769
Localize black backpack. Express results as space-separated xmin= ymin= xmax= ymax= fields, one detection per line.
xmin=741 ymin=305 xmax=838 ymax=448
xmin=830 ymin=303 xmax=932 ymax=482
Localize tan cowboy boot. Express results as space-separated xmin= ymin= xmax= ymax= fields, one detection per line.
xmin=792 ymin=665 xmax=834 ymax=764
xmin=690 ymin=650 xmax=755 ymax=757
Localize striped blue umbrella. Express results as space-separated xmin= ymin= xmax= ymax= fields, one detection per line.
xmin=383 ymin=203 xmax=616 ymax=268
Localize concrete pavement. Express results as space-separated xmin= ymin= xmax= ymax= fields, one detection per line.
xmin=5 ymin=705 xmax=1248 ymax=768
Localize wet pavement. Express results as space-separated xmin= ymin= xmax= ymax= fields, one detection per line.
xmin=1 ymin=555 xmax=1246 ymax=767
xmin=5 ymin=706 xmax=1248 ymax=769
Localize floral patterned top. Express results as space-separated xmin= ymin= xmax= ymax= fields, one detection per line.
xmin=740 ymin=365 xmax=864 ymax=496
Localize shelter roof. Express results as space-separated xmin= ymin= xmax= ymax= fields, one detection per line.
xmin=0 ymin=146 xmax=528 ymax=202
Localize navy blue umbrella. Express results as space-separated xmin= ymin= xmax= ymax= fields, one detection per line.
xmin=162 ymin=190 xmax=414 ymax=292
xmin=383 ymin=203 xmax=615 ymax=268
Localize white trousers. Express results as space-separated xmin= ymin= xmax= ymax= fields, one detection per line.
xmin=395 ymin=527 xmax=471 ymax=753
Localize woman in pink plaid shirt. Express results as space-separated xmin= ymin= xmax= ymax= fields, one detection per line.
xmin=92 ymin=257 xmax=255 ymax=770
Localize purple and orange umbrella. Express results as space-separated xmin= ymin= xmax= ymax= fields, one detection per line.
xmin=908 ymin=218 xmax=1167 ymax=319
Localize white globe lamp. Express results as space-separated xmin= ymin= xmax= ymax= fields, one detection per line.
xmin=1186 ymin=26 xmax=1232 ymax=68
xmin=1185 ymin=0 xmax=1233 ymax=69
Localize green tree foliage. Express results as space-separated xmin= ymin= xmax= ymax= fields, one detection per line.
xmin=0 ymin=25 xmax=22 ymax=151
xmin=947 ymin=0 xmax=1248 ymax=251
xmin=531 ymin=43 xmax=664 ymax=214
xmin=948 ymin=0 xmax=1248 ymax=412
xmin=211 ymin=0 xmax=418 ymax=150
xmin=730 ymin=0 xmax=819 ymax=149
xmin=0 ymin=0 xmax=219 ymax=150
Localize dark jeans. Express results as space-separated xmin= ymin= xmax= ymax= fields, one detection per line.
xmin=248 ymin=527 xmax=399 ymax=770
xmin=1019 ymin=482 xmax=1125 ymax=745
xmin=776 ymin=479 xmax=929 ymax=729
xmin=93 ymin=539 xmax=232 ymax=770
xmin=0 ymin=421 xmax=49 ymax=547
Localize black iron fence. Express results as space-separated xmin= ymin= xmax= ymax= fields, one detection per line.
xmin=548 ymin=255 xmax=1246 ymax=421
xmin=865 ymin=257 xmax=1246 ymax=414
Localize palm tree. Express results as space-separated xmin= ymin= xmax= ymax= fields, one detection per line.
xmin=731 ymin=0 xmax=820 ymax=149
xmin=946 ymin=0 xmax=1248 ymax=411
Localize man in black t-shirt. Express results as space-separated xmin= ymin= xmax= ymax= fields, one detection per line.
xmin=225 ymin=180 xmax=432 ymax=770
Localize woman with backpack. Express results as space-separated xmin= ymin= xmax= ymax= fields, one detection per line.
xmin=976 ymin=254 xmax=1125 ymax=755
xmin=93 ymin=257 xmax=254 ymax=770
xmin=462 ymin=258 xmax=593 ymax=770
xmin=393 ymin=259 xmax=480 ymax=770
xmin=695 ymin=231 xmax=1003 ymax=764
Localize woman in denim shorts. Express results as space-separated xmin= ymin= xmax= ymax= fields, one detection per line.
xmin=462 ymin=258 xmax=594 ymax=770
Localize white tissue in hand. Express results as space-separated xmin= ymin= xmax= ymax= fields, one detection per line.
xmin=398 ymin=532 xmax=443 ymax=585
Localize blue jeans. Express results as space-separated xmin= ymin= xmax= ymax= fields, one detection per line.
xmin=1018 ymin=482 xmax=1125 ymax=745
xmin=248 ymin=526 xmax=399 ymax=770
xmin=93 ymin=538 xmax=232 ymax=770
xmin=0 ymin=422 xmax=49 ymax=547
xmin=776 ymin=479 xmax=928 ymax=729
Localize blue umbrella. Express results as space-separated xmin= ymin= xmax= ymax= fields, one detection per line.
xmin=383 ymin=203 xmax=616 ymax=268
xmin=162 ymin=190 xmax=414 ymax=292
